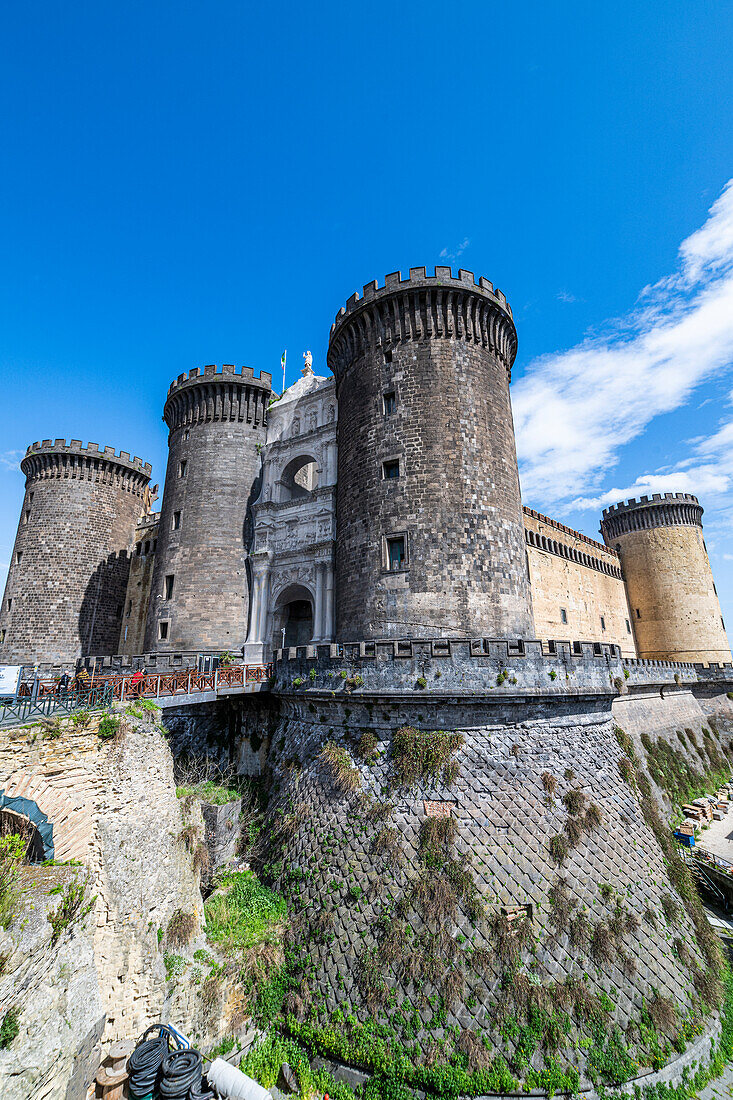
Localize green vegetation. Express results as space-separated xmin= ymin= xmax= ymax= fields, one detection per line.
xmin=0 ymin=1006 xmax=20 ymax=1049
xmin=176 ymin=779 xmax=243 ymax=804
xmin=0 ymin=834 xmax=25 ymax=929
xmin=167 ymin=908 xmax=196 ymax=946
xmin=47 ymin=880 xmax=94 ymax=943
xmin=97 ymin=713 xmax=120 ymax=740
xmin=320 ymin=740 xmax=361 ymax=794
xmin=640 ymin=728 xmax=730 ymax=807
xmin=390 ymin=726 xmax=463 ymax=788
xmin=164 ymin=953 xmax=189 ymax=982
xmin=205 ymin=871 xmax=286 ymax=954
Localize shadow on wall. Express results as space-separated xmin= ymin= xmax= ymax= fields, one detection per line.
xmin=78 ymin=550 xmax=131 ymax=656
xmin=243 ymin=466 xmax=264 ymax=643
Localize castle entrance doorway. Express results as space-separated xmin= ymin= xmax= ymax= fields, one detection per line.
xmin=273 ymin=584 xmax=315 ymax=649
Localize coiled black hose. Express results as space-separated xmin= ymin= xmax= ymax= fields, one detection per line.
xmin=127 ymin=1028 xmax=170 ymax=1099
xmin=159 ymin=1049 xmax=203 ymax=1098
xmin=189 ymin=1078 xmax=215 ymax=1100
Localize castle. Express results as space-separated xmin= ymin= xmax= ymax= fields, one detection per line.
xmin=0 ymin=266 xmax=729 ymax=670
xmin=4 ymin=268 xmax=733 ymax=1096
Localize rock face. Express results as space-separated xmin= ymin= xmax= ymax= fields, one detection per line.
xmin=0 ymin=710 xmax=231 ymax=1100
xmin=260 ymin=689 xmax=722 ymax=1091
xmin=0 ymin=867 xmax=104 ymax=1100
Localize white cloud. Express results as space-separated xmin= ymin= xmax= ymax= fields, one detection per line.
xmin=0 ymin=450 xmax=23 ymax=471
xmin=439 ymin=237 xmax=470 ymax=262
xmin=513 ymin=179 xmax=733 ymax=510
xmin=556 ymin=290 xmax=578 ymax=303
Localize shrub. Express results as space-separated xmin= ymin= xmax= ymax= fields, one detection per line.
xmin=562 ymin=788 xmax=586 ymax=816
xmin=97 ymin=714 xmax=120 ymax=740
xmin=320 ymin=741 xmax=361 ymax=794
xmin=491 ymin=910 xmax=532 ymax=964
xmin=590 ymin=921 xmax=616 ymax=964
xmin=549 ymin=834 xmax=569 ymax=864
xmin=618 ymin=756 xmax=635 ymax=783
xmin=390 ymin=726 xmax=464 ymax=788
xmin=548 ymin=877 xmax=576 ymax=933
xmin=564 ymin=767 xmax=576 ymax=781
xmin=167 ymin=908 xmax=197 ymax=946
xmin=371 ymin=826 xmax=403 ymax=866
xmin=661 ymin=893 xmax=680 ymax=924
xmin=0 ymin=834 xmax=25 ymax=929
xmin=419 ymin=815 xmax=456 ymax=864
xmin=415 ymin=677 xmax=427 ymax=689
xmin=647 ymin=993 xmax=676 ymax=1033
xmin=48 ymin=880 xmax=93 ymax=943
xmin=0 ymin=1006 xmax=20 ymax=1049
xmin=356 ymin=731 xmax=378 ymax=762
xmin=541 ymin=771 xmax=557 ymax=797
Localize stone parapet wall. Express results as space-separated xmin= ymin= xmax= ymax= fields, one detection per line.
xmin=273 ymin=637 xmax=704 ymax=697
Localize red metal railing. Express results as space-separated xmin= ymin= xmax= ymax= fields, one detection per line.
xmin=18 ymin=664 xmax=271 ymax=702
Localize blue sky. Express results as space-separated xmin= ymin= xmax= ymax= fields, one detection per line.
xmin=2 ymin=2 xmax=733 ymax=637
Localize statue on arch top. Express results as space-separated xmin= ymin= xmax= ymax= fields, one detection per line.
xmin=302 ymin=350 xmax=314 ymax=375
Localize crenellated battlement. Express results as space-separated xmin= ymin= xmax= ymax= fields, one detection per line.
xmin=332 ymin=266 xmax=512 ymax=325
xmin=23 ymin=439 xmax=151 ymax=476
xmin=600 ymin=493 xmax=703 ymax=541
xmin=166 ymin=364 xmax=272 ymax=398
xmin=602 ymin=492 xmax=700 ymax=517
xmin=327 ymin=266 xmax=518 ymax=378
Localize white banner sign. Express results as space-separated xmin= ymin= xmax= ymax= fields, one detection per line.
xmin=0 ymin=666 xmax=21 ymax=696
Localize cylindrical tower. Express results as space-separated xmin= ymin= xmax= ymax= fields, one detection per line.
xmin=145 ymin=364 xmax=272 ymax=653
xmin=327 ymin=266 xmax=534 ymax=640
xmin=0 ymin=439 xmax=151 ymax=666
xmin=600 ymin=493 xmax=731 ymax=663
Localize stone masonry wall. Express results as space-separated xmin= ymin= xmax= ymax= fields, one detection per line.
xmin=118 ymin=514 xmax=159 ymax=655
xmin=145 ymin=366 xmax=271 ymax=653
xmin=328 ymin=268 xmax=534 ymax=641
xmin=261 ymin=689 xmax=713 ymax=1087
xmin=0 ymin=442 xmax=150 ymax=667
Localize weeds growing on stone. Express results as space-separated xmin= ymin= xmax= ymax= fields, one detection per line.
xmin=390 ymin=726 xmax=464 ymax=788
xmin=549 ymin=834 xmax=569 ymax=864
xmin=0 ymin=834 xmax=25 ymax=929
xmin=320 ymin=741 xmax=361 ymax=794
xmin=0 ymin=1006 xmax=20 ymax=1049
xmin=541 ymin=772 xmax=557 ymax=798
xmin=167 ymin=908 xmax=197 ymax=946
xmin=372 ymin=826 xmax=404 ymax=865
xmin=47 ymin=879 xmax=93 ymax=943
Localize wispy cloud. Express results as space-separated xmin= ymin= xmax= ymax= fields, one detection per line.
xmin=0 ymin=450 xmax=23 ymax=471
xmin=556 ymin=290 xmax=578 ymax=304
xmin=439 ymin=237 xmax=470 ymax=262
xmin=513 ymin=180 xmax=733 ymax=511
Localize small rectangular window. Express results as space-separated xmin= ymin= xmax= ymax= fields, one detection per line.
xmin=6 ymin=599 xmax=11 ymax=611
xmin=164 ymin=575 xmax=175 ymax=600
xmin=387 ymin=535 xmax=406 ymax=571
xmin=28 ymin=492 xmax=34 ymax=504
xmin=126 ymin=600 xmax=132 ymax=617
xmin=152 ymin=539 xmax=157 ymax=552
xmin=158 ymin=621 xmax=169 ymax=640
xmin=382 ymin=459 xmax=400 ymax=480
xmin=183 ymin=429 xmax=190 ymax=441
xmin=144 ymin=540 xmax=151 ymax=555
xmin=600 ymin=615 xmax=606 ymax=632
xmin=23 ymin=510 xmax=30 ymax=524
xmin=179 ymin=459 xmax=187 ymax=478
xmin=636 ymin=608 xmax=641 ymax=619
xmin=15 ymin=552 xmax=22 ymax=565
xmin=626 ymin=619 xmax=631 ymax=634
xmin=0 ymin=630 xmax=5 ymax=644
xmin=560 ymin=607 xmax=567 ymax=624
xmin=172 ymin=511 xmax=181 ymax=531
xmin=384 ymin=349 xmax=393 ymax=364
xmin=383 ymin=392 xmax=396 ymax=416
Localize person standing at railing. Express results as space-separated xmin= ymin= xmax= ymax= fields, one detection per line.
xmin=74 ymin=667 xmax=89 ymax=701
xmin=129 ymin=667 xmax=145 ymax=698
xmin=57 ymin=670 xmax=71 ymax=699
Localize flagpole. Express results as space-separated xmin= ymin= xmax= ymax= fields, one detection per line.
xmin=281 ymin=350 xmax=287 ymax=396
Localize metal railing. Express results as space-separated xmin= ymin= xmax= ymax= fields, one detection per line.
xmin=99 ymin=663 xmax=271 ymax=703
xmin=0 ymin=684 xmax=113 ymax=728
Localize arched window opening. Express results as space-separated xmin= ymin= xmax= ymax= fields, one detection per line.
xmin=279 ymin=456 xmax=319 ymax=502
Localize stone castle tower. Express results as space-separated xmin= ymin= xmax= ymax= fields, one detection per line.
xmin=600 ymin=493 xmax=730 ymax=663
xmin=327 ymin=267 xmax=534 ymax=640
xmin=0 ymin=440 xmax=151 ymax=666
xmin=144 ymin=364 xmax=272 ymax=652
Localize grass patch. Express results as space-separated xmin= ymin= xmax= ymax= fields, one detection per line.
xmin=204 ymin=870 xmax=286 ymax=955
